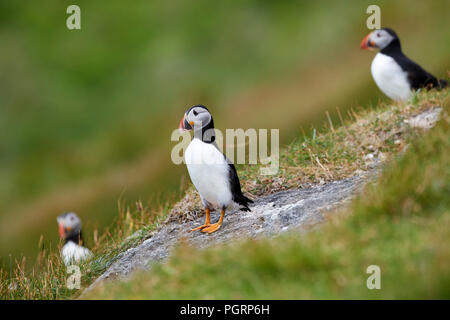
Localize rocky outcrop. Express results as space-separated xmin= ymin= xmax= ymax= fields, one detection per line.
xmin=86 ymin=172 xmax=374 ymax=291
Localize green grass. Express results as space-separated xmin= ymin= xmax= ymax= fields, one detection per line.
xmin=84 ymin=92 xmax=450 ymax=299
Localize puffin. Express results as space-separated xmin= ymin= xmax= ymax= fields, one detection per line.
xmin=179 ymin=105 xmax=253 ymax=234
xmin=57 ymin=212 xmax=93 ymax=266
xmin=361 ymin=28 xmax=447 ymax=101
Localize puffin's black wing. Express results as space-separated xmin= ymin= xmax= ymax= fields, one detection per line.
xmin=228 ymin=163 xmax=253 ymax=212
xmin=393 ymin=53 xmax=447 ymax=90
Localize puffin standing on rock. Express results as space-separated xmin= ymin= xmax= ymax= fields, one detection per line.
xmin=361 ymin=28 xmax=447 ymax=101
xmin=57 ymin=212 xmax=93 ymax=265
xmin=179 ymin=105 xmax=253 ymax=234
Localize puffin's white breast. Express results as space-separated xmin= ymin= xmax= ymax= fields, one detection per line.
xmin=61 ymin=241 xmax=93 ymax=266
xmin=185 ymin=139 xmax=232 ymax=208
xmin=371 ymin=53 xmax=411 ymax=101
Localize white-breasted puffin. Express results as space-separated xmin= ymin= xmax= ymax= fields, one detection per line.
xmin=361 ymin=28 xmax=447 ymax=101
xmin=179 ymin=105 xmax=253 ymax=234
xmin=57 ymin=212 xmax=93 ymax=266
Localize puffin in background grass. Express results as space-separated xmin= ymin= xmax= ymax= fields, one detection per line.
xmin=179 ymin=105 xmax=253 ymax=234
xmin=57 ymin=212 xmax=93 ymax=265
xmin=361 ymin=28 xmax=447 ymax=101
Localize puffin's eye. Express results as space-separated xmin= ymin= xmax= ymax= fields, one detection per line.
xmin=193 ymin=110 xmax=198 ymax=116
xmin=377 ymin=33 xmax=381 ymax=37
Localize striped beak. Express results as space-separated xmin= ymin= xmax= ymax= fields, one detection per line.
xmin=360 ymin=33 xmax=376 ymax=50
xmin=58 ymin=223 xmax=66 ymax=238
xmin=179 ymin=115 xmax=193 ymax=132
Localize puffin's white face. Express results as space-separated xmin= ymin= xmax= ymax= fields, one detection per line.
xmin=361 ymin=29 xmax=396 ymax=51
xmin=179 ymin=105 xmax=212 ymax=132
xmin=57 ymin=212 xmax=82 ymax=239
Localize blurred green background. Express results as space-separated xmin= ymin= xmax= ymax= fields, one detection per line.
xmin=0 ymin=0 xmax=448 ymax=263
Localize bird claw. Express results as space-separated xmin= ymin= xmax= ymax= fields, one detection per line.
xmin=201 ymin=223 xmax=222 ymax=234
xmin=190 ymin=224 xmax=210 ymax=232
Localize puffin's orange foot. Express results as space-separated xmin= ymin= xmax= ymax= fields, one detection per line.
xmin=201 ymin=222 xmax=222 ymax=234
xmin=190 ymin=224 xmax=211 ymax=232
xmin=190 ymin=208 xmax=211 ymax=232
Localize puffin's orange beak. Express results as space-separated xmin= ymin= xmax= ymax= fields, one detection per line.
xmin=360 ymin=33 xmax=376 ymax=50
xmin=58 ymin=223 xmax=65 ymax=238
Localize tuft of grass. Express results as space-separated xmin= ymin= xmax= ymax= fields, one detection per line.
xmin=0 ymin=198 xmax=171 ymax=299
xmin=83 ymin=91 xmax=450 ymax=299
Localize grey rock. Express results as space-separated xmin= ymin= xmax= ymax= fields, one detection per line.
xmin=85 ymin=172 xmax=373 ymax=292
xmin=404 ymin=107 xmax=442 ymax=129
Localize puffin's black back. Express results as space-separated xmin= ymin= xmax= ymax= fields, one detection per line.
xmin=227 ymin=163 xmax=253 ymax=211
xmin=387 ymin=51 xmax=447 ymax=90
xmin=380 ymin=28 xmax=447 ymax=90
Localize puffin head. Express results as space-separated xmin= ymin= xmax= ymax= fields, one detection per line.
xmin=57 ymin=212 xmax=82 ymax=240
xmin=360 ymin=28 xmax=399 ymax=51
xmin=178 ymin=104 xmax=213 ymax=133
